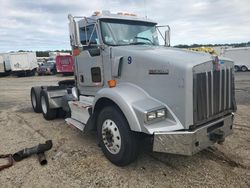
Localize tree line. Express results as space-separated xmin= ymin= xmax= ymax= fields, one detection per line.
xmin=15 ymin=41 xmax=250 ymax=56
xmin=15 ymin=50 xmax=72 ymax=57
xmin=36 ymin=50 xmax=72 ymax=57
xmin=174 ymin=41 xmax=250 ymax=48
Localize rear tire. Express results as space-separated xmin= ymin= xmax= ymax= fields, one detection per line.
xmin=241 ymin=66 xmax=248 ymax=72
xmin=234 ymin=65 xmax=240 ymax=72
xmin=97 ymin=106 xmax=139 ymax=166
xmin=40 ymin=90 xmax=57 ymax=120
xmin=31 ymin=87 xmax=42 ymax=113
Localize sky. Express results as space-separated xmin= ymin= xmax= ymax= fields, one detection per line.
xmin=0 ymin=0 xmax=249 ymax=52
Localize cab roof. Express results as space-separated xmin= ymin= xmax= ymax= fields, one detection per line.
xmin=77 ymin=10 xmax=157 ymax=26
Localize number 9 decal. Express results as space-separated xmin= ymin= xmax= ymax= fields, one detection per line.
xmin=128 ymin=56 xmax=132 ymax=64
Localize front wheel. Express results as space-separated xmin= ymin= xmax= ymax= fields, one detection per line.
xmin=97 ymin=106 xmax=139 ymax=166
xmin=241 ymin=66 xmax=248 ymax=72
xmin=40 ymin=90 xmax=57 ymax=120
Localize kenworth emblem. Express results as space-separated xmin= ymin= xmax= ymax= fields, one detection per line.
xmin=212 ymin=56 xmax=220 ymax=71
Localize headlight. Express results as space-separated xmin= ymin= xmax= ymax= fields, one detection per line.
xmin=156 ymin=109 xmax=166 ymax=118
xmin=147 ymin=111 xmax=157 ymax=121
xmin=146 ymin=108 xmax=166 ymax=123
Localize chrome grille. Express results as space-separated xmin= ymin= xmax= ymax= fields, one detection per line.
xmin=193 ymin=67 xmax=234 ymax=125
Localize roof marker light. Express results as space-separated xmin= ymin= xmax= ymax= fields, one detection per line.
xmin=93 ymin=11 xmax=101 ymax=16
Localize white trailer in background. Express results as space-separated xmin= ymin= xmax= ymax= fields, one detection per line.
xmin=0 ymin=53 xmax=10 ymax=76
xmin=221 ymin=47 xmax=250 ymax=72
xmin=0 ymin=54 xmax=4 ymax=73
xmin=4 ymin=52 xmax=38 ymax=76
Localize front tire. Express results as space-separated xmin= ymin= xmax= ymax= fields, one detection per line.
xmin=97 ymin=106 xmax=139 ymax=166
xmin=40 ymin=90 xmax=57 ymax=120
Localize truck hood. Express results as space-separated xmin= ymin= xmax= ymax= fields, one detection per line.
xmin=112 ymin=45 xmax=220 ymax=69
xmin=111 ymin=45 xmax=233 ymax=128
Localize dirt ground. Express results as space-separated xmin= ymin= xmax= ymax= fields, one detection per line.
xmin=0 ymin=73 xmax=249 ymax=188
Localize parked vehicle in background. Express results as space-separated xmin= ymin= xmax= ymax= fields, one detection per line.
xmin=49 ymin=52 xmax=70 ymax=59
xmin=221 ymin=47 xmax=250 ymax=72
xmin=3 ymin=52 xmax=38 ymax=76
xmin=0 ymin=55 xmax=3 ymax=72
xmin=37 ymin=59 xmax=56 ymax=75
xmin=55 ymin=55 xmax=74 ymax=76
xmin=30 ymin=11 xmax=236 ymax=166
xmin=0 ymin=53 xmax=9 ymax=76
xmin=37 ymin=57 xmax=48 ymax=66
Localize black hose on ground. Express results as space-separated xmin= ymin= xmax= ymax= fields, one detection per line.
xmin=37 ymin=152 xmax=47 ymax=165
xmin=12 ymin=140 xmax=53 ymax=162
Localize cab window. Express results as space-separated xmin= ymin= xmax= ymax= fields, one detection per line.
xmin=80 ymin=24 xmax=99 ymax=45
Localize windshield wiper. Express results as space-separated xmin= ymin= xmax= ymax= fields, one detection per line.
xmin=134 ymin=36 xmax=154 ymax=45
xmin=129 ymin=42 xmax=148 ymax=45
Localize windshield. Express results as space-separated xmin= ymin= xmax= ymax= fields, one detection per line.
xmin=100 ymin=19 xmax=159 ymax=46
xmin=47 ymin=61 xmax=55 ymax=64
xmin=43 ymin=61 xmax=54 ymax=66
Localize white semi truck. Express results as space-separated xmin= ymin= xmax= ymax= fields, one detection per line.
xmin=30 ymin=11 xmax=236 ymax=166
xmin=221 ymin=47 xmax=250 ymax=72
xmin=3 ymin=52 xmax=38 ymax=76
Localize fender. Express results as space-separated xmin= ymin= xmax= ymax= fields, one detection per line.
xmin=93 ymin=83 xmax=183 ymax=134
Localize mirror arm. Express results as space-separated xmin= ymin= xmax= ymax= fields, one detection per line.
xmin=156 ymin=25 xmax=171 ymax=47
xmin=156 ymin=27 xmax=165 ymax=41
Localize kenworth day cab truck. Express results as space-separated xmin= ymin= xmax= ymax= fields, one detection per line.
xmin=30 ymin=11 xmax=236 ymax=166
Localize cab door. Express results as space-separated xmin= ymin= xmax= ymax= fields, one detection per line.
xmin=76 ymin=23 xmax=103 ymax=94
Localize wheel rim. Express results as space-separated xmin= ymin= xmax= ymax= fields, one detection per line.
xmin=31 ymin=92 xmax=36 ymax=108
xmin=102 ymin=119 xmax=121 ymax=154
xmin=41 ymin=96 xmax=47 ymax=114
xmin=242 ymin=67 xmax=247 ymax=71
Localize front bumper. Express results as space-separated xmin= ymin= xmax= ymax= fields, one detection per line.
xmin=153 ymin=114 xmax=233 ymax=155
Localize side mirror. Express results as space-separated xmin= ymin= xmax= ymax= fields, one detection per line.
xmin=156 ymin=25 xmax=171 ymax=47
xmin=164 ymin=26 xmax=171 ymax=47
xmin=68 ymin=14 xmax=82 ymax=47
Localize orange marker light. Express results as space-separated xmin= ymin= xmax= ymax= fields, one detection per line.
xmin=108 ymin=79 xmax=116 ymax=88
xmin=73 ymin=48 xmax=80 ymax=56
xmin=94 ymin=11 xmax=101 ymax=16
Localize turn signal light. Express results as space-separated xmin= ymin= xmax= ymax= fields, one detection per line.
xmin=73 ymin=48 xmax=80 ymax=56
xmin=108 ymin=79 xmax=116 ymax=88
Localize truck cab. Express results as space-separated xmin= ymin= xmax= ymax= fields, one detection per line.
xmin=31 ymin=11 xmax=236 ymax=166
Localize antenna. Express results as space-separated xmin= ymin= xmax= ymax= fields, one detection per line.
xmin=144 ymin=0 xmax=147 ymax=18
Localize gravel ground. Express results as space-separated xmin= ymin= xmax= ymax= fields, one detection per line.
xmin=0 ymin=73 xmax=249 ymax=188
